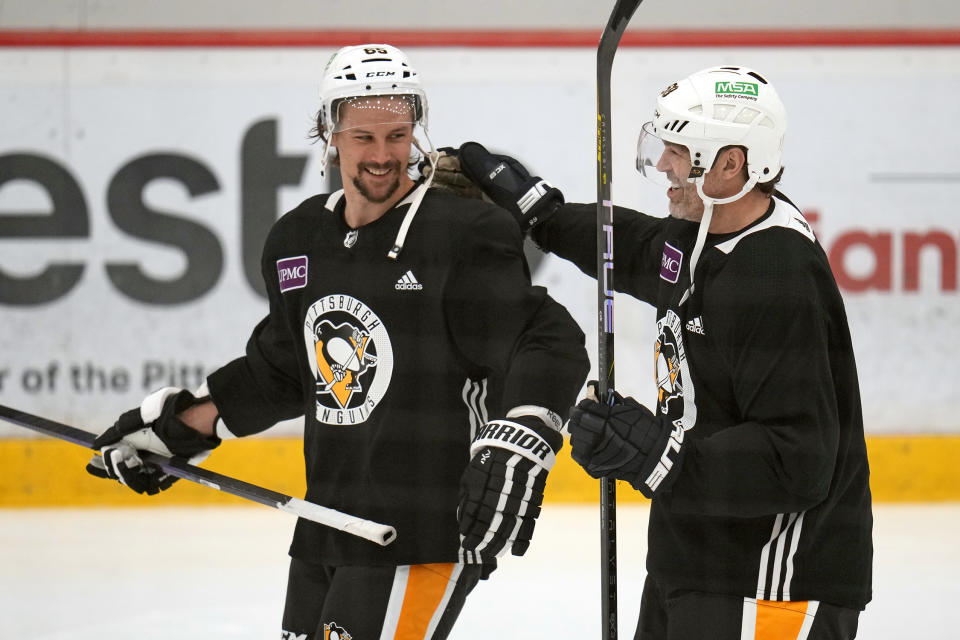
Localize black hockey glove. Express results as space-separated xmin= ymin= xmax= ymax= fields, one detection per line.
xmin=567 ymin=384 xmax=685 ymax=499
xmin=85 ymin=387 xmax=221 ymax=495
xmin=420 ymin=147 xmax=485 ymax=199
xmin=458 ymin=414 xmax=562 ymax=560
xmin=457 ymin=141 xmax=564 ymax=233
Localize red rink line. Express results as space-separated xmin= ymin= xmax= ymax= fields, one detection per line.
xmin=0 ymin=29 xmax=959 ymax=48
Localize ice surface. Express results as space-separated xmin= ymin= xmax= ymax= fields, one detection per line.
xmin=1 ymin=504 xmax=956 ymax=638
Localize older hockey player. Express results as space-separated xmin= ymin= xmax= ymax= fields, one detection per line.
xmin=86 ymin=43 xmax=589 ymax=640
xmin=441 ymin=66 xmax=873 ymax=639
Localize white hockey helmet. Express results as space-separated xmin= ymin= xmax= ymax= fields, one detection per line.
xmin=319 ymin=43 xmax=427 ymax=137
xmin=637 ymin=65 xmax=787 ymax=187
xmin=317 ymin=44 xmax=440 ymax=262
xmin=636 ymin=66 xmax=788 ymax=302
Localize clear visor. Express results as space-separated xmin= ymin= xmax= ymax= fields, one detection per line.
xmin=331 ymin=94 xmax=420 ymax=134
xmin=635 ymin=121 xmax=676 ymax=189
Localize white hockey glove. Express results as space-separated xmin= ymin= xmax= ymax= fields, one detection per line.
xmin=457 ymin=141 xmax=564 ymax=233
xmin=458 ymin=413 xmax=562 ymax=560
xmin=567 ymin=383 xmax=685 ymax=499
xmin=85 ymin=387 xmax=221 ymax=495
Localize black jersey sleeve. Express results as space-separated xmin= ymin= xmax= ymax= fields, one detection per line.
xmin=445 ymin=205 xmax=590 ymax=421
xmin=667 ymin=235 xmax=845 ymax=518
xmin=204 ymin=220 xmax=305 ymax=436
xmin=533 ymin=202 xmax=667 ymax=303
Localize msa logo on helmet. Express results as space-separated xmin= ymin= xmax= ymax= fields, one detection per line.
xmin=715 ymin=81 xmax=759 ymax=96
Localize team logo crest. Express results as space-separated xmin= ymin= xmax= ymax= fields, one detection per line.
xmin=655 ymin=332 xmax=683 ymax=415
xmin=654 ymin=309 xmax=697 ymax=431
xmin=304 ymin=294 xmax=393 ymax=425
xmin=323 ymin=622 xmax=352 ymax=640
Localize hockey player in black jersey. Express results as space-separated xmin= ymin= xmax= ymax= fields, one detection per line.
xmin=84 ymin=43 xmax=589 ymax=639
xmin=440 ymin=66 xmax=873 ymax=639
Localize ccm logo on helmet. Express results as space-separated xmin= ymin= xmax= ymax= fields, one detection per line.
xmin=366 ymin=71 xmax=396 ymax=78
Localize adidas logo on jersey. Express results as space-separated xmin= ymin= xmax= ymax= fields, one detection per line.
xmin=685 ymin=316 xmax=705 ymax=335
xmin=395 ymin=270 xmax=423 ymax=291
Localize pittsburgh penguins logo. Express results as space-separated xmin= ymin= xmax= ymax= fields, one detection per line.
xmin=654 ymin=309 xmax=697 ymax=431
xmin=304 ymin=295 xmax=393 ymax=425
xmin=655 ymin=333 xmax=683 ymax=415
xmin=323 ymin=622 xmax=352 ymax=640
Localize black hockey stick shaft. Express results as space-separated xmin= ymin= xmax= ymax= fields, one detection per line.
xmin=596 ymin=1 xmax=643 ymax=638
xmin=0 ymin=403 xmax=397 ymax=546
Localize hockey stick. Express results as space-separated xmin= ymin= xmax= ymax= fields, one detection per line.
xmin=0 ymin=403 xmax=397 ymax=547
xmin=596 ymin=1 xmax=643 ymax=638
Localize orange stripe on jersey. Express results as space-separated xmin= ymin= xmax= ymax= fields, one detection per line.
xmin=754 ymin=600 xmax=811 ymax=640
xmin=393 ymin=563 xmax=457 ymax=639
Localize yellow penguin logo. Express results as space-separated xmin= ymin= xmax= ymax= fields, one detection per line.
xmin=655 ymin=333 xmax=684 ymax=416
xmin=303 ymin=294 xmax=394 ymax=426
xmin=323 ymin=622 xmax=352 ymax=640
xmin=314 ymin=320 xmax=376 ymax=409
xmin=653 ymin=309 xmax=698 ymax=432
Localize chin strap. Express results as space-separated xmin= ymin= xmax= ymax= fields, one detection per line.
xmin=388 ymin=133 xmax=438 ymax=260
xmin=680 ymin=174 xmax=759 ymax=305
xmin=319 ymin=133 xmax=335 ymax=177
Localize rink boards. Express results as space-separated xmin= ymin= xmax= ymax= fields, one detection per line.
xmin=1 ymin=434 xmax=957 ymax=506
xmin=2 ymin=40 xmax=959 ymax=506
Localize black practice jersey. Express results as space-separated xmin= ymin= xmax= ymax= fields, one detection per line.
xmin=535 ymin=196 xmax=873 ymax=609
xmin=206 ymin=184 xmax=589 ymax=567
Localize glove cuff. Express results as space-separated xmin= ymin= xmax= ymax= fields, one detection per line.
xmin=505 ymin=405 xmax=563 ymax=433
xmin=470 ymin=419 xmax=558 ymax=470
xmin=142 ymin=387 xmax=221 ymax=458
xmin=156 ymin=416 xmax=221 ymax=459
xmin=632 ymin=422 xmax=686 ymax=498
xmin=141 ymin=387 xmax=204 ymax=422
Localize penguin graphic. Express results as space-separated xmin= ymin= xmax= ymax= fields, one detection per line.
xmin=655 ymin=331 xmax=684 ymax=416
xmin=313 ymin=318 xmax=378 ymax=409
xmin=323 ymin=622 xmax=352 ymax=640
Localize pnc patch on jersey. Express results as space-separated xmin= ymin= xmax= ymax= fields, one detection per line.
xmin=660 ymin=242 xmax=683 ymax=284
xmin=277 ymin=256 xmax=308 ymax=292
xmin=303 ymin=294 xmax=394 ymax=426
xmin=323 ymin=622 xmax=352 ymax=640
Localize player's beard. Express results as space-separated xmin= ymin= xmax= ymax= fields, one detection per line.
xmin=352 ymin=160 xmax=403 ymax=204
xmin=668 ymin=181 xmax=705 ymax=222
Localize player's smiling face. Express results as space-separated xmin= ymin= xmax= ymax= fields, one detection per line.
xmin=656 ymin=141 xmax=705 ymax=222
xmin=332 ymin=97 xmax=416 ymax=205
